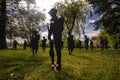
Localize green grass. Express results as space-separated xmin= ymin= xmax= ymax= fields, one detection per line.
xmin=0 ymin=47 xmax=120 ymax=80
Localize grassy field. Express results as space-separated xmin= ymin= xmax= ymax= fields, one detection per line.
xmin=0 ymin=47 xmax=120 ymax=80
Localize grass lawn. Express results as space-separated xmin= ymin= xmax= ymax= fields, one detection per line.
xmin=0 ymin=47 xmax=120 ymax=80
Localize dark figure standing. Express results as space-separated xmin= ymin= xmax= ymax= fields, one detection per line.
xmin=84 ymin=35 xmax=89 ymax=51
xmin=90 ymin=39 xmax=93 ymax=50
xmin=42 ymin=36 xmax=47 ymax=52
xmin=31 ymin=31 xmax=40 ymax=56
xmin=48 ymin=8 xmax=64 ymax=71
xmin=100 ymin=37 xmax=104 ymax=51
xmin=78 ymin=40 xmax=82 ymax=49
xmin=13 ymin=40 xmax=18 ymax=49
xmin=23 ymin=40 xmax=27 ymax=50
xmin=67 ymin=31 xmax=74 ymax=55
xmin=104 ymin=38 xmax=108 ymax=49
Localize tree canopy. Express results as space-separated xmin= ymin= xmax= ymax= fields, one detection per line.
xmin=54 ymin=0 xmax=88 ymax=36
xmin=6 ymin=0 xmax=45 ymax=43
xmin=87 ymin=0 xmax=120 ymax=35
xmin=0 ymin=0 xmax=45 ymax=49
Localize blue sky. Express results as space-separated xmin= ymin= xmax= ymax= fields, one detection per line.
xmin=85 ymin=14 xmax=99 ymax=34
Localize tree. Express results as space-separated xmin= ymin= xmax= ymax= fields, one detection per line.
xmin=0 ymin=0 xmax=7 ymax=49
xmin=6 ymin=0 xmax=45 ymax=45
xmin=97 ymin=29 xmax=120 ymax=48
xmin=87 ymin=0 xmax=120 ymax=35
xmin=6 ymin=0 xmax=20 ymax=44
xmin=18 ymin=7 xmax=45 ymax=43
xmin=0 ymin=0 xmax=37 ymax=49
xmin=54 ymin=0 xmax=88 ymax=37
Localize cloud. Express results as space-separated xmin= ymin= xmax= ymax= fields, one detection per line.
xmin=89 ymin=20 xmax=95 ymax=24
xmin=85 ymin=30 xmax=100 ymax=38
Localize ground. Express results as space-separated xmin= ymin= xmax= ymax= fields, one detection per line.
xmin=0 ymin=47 xmax=120 ymax=80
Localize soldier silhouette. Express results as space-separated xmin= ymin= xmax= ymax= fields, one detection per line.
xmin=31 ymin=31 xmax=40 ymax=56
xmin=13 ymin=40 xmax=18 ymax=50
xmin=84 ymin=35 xmax=89 ymax=51
xmin=42 ymin=36 xmax=47 ymax=52
xmin=48 ymin=8 xmax=64 ymax=71
xmin=67 ymin=31 xmax=74 ymax=55
xmin=23 ymin=40 xmax=27 ymax=50
xmin=100 ymin=37 xmax=104 ymax=51
xmin=78 ymin=40 xmax=82 ymax=49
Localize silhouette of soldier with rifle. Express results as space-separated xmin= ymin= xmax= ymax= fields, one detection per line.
xmin=48 ymin=8 xmax=64 ymax=71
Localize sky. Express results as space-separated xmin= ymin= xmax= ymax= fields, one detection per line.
xmin=35 ymin=0 xmax=100 ymax=39
xmin=35 ymin=0 xmax=64 ymax=23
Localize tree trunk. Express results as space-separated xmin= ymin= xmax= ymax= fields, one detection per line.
xmin=0 ymin=0 xmax=7 ymax=49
